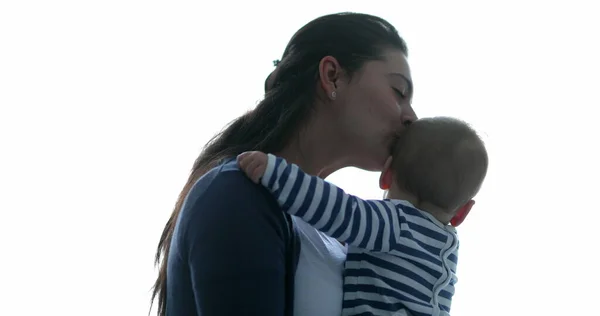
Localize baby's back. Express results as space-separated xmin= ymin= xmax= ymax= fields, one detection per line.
xmin=341 ymin=200 xmax=459 ymax=316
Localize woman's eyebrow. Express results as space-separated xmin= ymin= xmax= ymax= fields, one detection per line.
xmin=388 ymin=73 xmax=413 ymax=95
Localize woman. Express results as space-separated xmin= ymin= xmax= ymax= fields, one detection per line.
xmin=152 ymin=12 xmax=416 ymax=316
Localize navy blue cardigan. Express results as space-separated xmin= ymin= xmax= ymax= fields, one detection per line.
xmin=165 ymin=159 xmax=300 ymax=316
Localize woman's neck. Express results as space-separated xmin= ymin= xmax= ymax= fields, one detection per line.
xmin=275 ymin=111 xmax=349 ymax=179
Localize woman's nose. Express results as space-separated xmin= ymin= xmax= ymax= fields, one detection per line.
xmin=401 ymin=107 xmax=417 ymax=126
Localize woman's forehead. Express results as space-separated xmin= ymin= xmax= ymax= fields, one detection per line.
xmin=380 ymin=50 xmax=411 ymax=79
xmin=359 ymin=50 xmax=411 ymax=82
xmin=360 ymin=51 xmax=412 ymax=89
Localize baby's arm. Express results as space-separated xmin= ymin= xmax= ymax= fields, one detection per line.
xmin=238 ymin=151 xmax=404 ymax=252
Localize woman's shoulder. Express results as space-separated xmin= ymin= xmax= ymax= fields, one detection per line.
xmin=176 ymin=159 xmax=294 ymax=247
xmin=185 ymin=159 xmax=261 ymax=205
xmin=183 ymin=159 xmax=278 ymax=214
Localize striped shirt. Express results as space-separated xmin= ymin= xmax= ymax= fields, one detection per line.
xmin=260 ymin=154 xmax=460 ymax=316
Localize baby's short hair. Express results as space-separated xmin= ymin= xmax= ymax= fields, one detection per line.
xmin=391 ymin=117 xmax=488 ymax=213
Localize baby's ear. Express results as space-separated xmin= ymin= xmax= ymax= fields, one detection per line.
xmin=379 ymin=156 xmax=393 ymax=190
xmin=450 ymin=200 xmax=475 ymax=227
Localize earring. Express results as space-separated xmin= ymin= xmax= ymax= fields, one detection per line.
xmin=331 ymin=91 xmax=337 ymax=100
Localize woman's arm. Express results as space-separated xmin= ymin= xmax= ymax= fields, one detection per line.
xmin=181 ymin=169 xmax=294 ymax=315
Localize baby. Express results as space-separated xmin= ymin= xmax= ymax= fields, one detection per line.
xmin=237 ymin=116 xmax=488 ymax=316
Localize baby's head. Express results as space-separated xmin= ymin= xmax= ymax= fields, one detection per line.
xmin=380 ymin=117 xmax=488 ymax=227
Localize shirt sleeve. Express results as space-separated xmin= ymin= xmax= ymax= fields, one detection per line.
xmin=183 ymin=169 xmax=292 ymax=316
xmin=260 ymin=153 xmax=404 ymax=252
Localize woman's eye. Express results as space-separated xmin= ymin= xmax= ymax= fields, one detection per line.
xmin=393 ymin=87 xmax=407 ymax=100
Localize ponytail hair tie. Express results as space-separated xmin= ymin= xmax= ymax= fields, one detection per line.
xmin=273 ymin=59 xmax=281 ymax=67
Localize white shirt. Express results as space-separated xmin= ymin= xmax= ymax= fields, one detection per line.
xmin=292 ymin=216 xmax=347 ymax=316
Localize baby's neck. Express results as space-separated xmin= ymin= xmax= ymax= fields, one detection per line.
xmin=386 ymin=189 xmax=453 ymax=225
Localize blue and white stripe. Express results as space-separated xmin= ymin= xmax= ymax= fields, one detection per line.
xmin=261 ymin=154 xmax=460 ymax=316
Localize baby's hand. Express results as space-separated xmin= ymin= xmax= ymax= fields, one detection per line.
xmin=237 ymin=151 xmax=268 ymax=184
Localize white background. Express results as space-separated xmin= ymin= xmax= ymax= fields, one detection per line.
xmin=1 ymin=1 xmax=599 ymax=315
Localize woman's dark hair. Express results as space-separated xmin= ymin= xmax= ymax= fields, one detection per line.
xmin=151 ymin=12 xmax=408 ymax=316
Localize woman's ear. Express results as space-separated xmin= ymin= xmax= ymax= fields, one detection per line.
xmin=379 ymin=156 xmax=394 ymax=190
xmin=318 ymin=56 xmax=343 ymax=99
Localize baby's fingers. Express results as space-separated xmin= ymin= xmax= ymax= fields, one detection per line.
xmin=247 ymin=158 xmax=263 ymax=183
xmin=237 ymin=151 xmax=266 ymax=183
xmin=237 ymin=152 xmax=254 ymax=174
